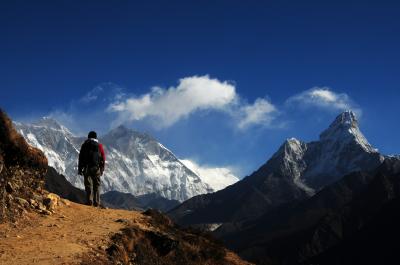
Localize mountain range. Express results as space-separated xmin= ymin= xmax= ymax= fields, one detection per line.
xmin=167 ymin=110 xmax=400 ymax=264
xmin=169 ymin=111 xmax=384 ymax=224
xmin=14 ymin=118 xmax=238 ymax=202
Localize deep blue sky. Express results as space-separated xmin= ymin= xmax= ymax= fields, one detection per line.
xmin=1 ymin=0 xmax=399 ymax=177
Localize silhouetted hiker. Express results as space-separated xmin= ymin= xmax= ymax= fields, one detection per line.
xmin=78 ymin=131 xmax=105 ymax=207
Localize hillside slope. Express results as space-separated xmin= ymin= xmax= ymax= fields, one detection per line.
xmin=219 ymin=157 xmax=400 ymax=264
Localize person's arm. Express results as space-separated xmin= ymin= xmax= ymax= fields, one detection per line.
xmin=78 ymin=143 xmax=86 ymax=175
xmin=98 ymin=143 xmax=106 ymax=174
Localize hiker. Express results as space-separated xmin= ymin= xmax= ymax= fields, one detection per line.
xmin=78 ymin=131 xmax=105 ymax=207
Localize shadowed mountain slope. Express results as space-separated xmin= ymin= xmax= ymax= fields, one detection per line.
xmin=217 ymin=157 xmax=400 ymax=264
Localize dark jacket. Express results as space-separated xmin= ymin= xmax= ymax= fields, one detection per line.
xmin=78 ymin=138 xmax=106 ymax=175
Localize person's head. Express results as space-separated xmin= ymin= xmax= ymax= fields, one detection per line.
xmin=88 ymin=131 xmax=97 ymax=139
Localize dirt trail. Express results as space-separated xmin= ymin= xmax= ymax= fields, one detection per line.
xmin=0 ymin=201 xmax=147 ymax=265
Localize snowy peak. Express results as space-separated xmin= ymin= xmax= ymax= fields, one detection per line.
xmin=31 ymin=117 xmax=73 ymax=135
xmin=320 ymin=110 xmax=358 ymax=140
xmin=34 ymin=117 xmax=64 ymax=129
xmin=319 ymin=110 xmax=377 ymax=154
xmin=105 ymin=125 xmax=154 ymax=143
xmin=283 ymin=138 xmax=306 ymax=154
xmin=276 ymin=137 xmax=308 ymax=157
xmin=108 ymin=124 xmax=132 ymax=136
xmin=304 ymin=111 xmax=383 ymax=187
xmin=270 ymin=138 xmax=312 ymax=194
xmin=266 ymin=110 xmax=383 ymax=192
xmin=332 ymin=110 xmax=358 ymax=127
xmin=273 ymin=138 xmax=306 ymax=160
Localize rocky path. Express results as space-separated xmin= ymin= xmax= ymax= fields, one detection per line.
xmin=0 ymin=200 xmax=146 ymax=265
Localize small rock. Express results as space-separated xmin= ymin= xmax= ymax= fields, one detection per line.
xmin=29 ymin=199 xmax=38 ymax=207
xmin=31 ymin=194 xmax=43 ymax=202
xmin=115 ymin=218 xmax=129 ymax=223
xmin=36 ymin=202 xmax=47 ymax=211
xmin=5 ymin=182 xmax=14 ymax=193
xmin=15 ymin=197 xmax=29 ymax=208
xmin=40 ymin=209 xmax=52 ymax=215
xmin=43 ymin=198 xmax=53 ymax=208
xmin=43 ymin=193 xmax=60 ymax=211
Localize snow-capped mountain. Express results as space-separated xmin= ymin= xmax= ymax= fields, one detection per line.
xmin=15 ymin=118 xmax=217 ymax=202
xmin=274 ymin=110 xmax=384 ymax=192
xmin=169 ymin=110 xmax=385 ymax=225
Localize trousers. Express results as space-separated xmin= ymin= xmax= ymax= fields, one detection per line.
xmin=84 ymin=170 xmax=101 ymax=206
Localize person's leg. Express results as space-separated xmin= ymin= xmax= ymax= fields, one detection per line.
xmin=92 ymin=174 xmax=101 ymax=207
xmin=84 ymin=174 xmax=93 ymax=206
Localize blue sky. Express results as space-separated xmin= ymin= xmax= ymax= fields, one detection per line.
xmin=1 ymin=0 xmax=399 ymax=177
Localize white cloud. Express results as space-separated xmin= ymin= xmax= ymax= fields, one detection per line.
xmin=108 ymin=75 xmax=237 ymax=128
xmin=107 ymin=75 xmax=277 ymax=130
xmin=180 ymin=159 xmax=239 ymax=191
xmin=286 ymin=87 xmax=361 ymax=116
xmin=236 ymin=98 xmax=277 ymax=130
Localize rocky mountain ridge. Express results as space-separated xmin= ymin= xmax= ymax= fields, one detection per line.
xmin=15 ymin=118 xmax=227 ymax=202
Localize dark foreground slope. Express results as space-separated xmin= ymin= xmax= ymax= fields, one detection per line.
xmin=303 ymin=157 xmax=400 ymax=265
xmin=306 ymin=196 xmax=400 ymax=265
xmin=97 ymin=209 xmax=251 ymax=265
xmin=220 ymin=158 xmax=400 ymax=265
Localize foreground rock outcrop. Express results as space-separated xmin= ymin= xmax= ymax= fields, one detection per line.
xmin=0 ymin=108 xmax=49 ymax=223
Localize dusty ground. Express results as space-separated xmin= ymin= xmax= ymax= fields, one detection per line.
xmin=0 ymin=200 xmax=251 ymax=265
xmin=0 ymin=200 xmax=146 ymax=265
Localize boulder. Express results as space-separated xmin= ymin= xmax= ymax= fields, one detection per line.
xmin=43 ymin=193 xmax=61 ymax=211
